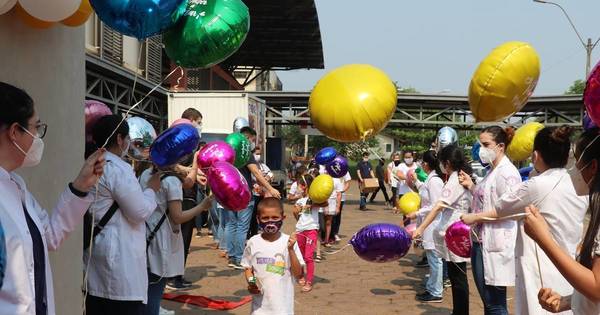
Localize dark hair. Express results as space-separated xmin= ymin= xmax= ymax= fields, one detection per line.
xmin=181 ymin=108 xmax=202 ymax=121
xmin=0 ymin=82 xmax=34 ymax=130
xmin=362 ymin=152 xmax=370 ymax=157
xmin=257 ymin=197 xmax=284 ymax=215
xmin=240 ymin=126 xmax=256 ymax=136
xmin=576 ymin=128 xmax=600 ymax=268
xmin=422 ymin=150 xmax=442 ymax=176
xmin=92 ymin=115 xmax=129 ymax=148
xmin=403 ymin=151 xmax=414 ymax=158
xmin=533 ymin=125 xmax=573 ymax=169
xmin=481 ymin=126 xmax=515 ymax=147
xmin=439 ymin=145 xmax=473 ymax=176
xmin=297 ymin=174 xmax=314 ymax=189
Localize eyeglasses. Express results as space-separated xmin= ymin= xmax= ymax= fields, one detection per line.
xmin=21 ymin=123 xmax=48 ymax=139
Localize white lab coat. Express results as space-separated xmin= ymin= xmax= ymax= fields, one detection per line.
xmin=495 ymin=168 xmax=588 ymax=315
xmin=84 ymin=152 xmax=157 ymax=303
xmin=0 ymin=166 xmax=92 ymax=315
xmin=415 ymin=171 xmax=444 ymax=250
xmin=471 ymin=156 xmax=520 ymax=286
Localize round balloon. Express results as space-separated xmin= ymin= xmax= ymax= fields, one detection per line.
xmin=171 ymin=118 xmax=192 ymax=127
xmin=445 ymin=221 xmax=471 ymax=258
xmin=415 ymin=168 xmax=428 ymax=182
xmin=309 ymin=64 xmax=397 ymax=142
xmin=232 ymin=117 xmax=250 ymax=133
xmin=61 ymin=0 xmax=92 ymax=26
xmin=164 ymin=0 xmax=250 ymax=68
xmin=506 ymin=122 xmax=544 ymax=161
xmin=349 ymin=223 xmax=411 ymax=263
xmin=19 ymin=0 xmax=79 ymax=22
xmin=309 ymin=174 xmax=334 ymax=204
xmin=315 ymin=147 xmax=337 ymax=165
xmin=84 ymin=100 xmax=112 ymax=143
xmin=150 ymin=124 xmax=200 ymax=168
xmin=197 ymin=141 xmax=236 ymax=169
xmin=584 ymin=113 xmax=598 ymax=131
xmin=15 ymin=4 xmax=54 ymax=28
xmin=406 ymin=169 xmax=416 ymax=188
xmin=397 ymin=192 xmax=420 ymax=215
xmin=436 ymin=127 xmax=458 ymax=151
xmin=207 ymin=161 xmax=251 ymax=211
xmin=585 ymin=62 xmax=600 ymax=127
xmin=471 ymin=141 xmax=481 ymax=162
xmin=225 ymin=132 xmax=251 ymax=168
xmin=127 ymin=117 xmax=157 ymax=160
xmin=0 ymin=0 xmax=17 ymax=15
xmin=469 ymin=41 xmax=540 ymax=122
xmin=90 ymin=0 xmax=187 ymax=39
xmin=325 ymin=155 xmax=349 ymax=178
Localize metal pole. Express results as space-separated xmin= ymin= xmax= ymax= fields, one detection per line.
xmin=586 ymin=38 xmax=593 ymax=79
xmin=304 ymin=134 xmax=308 ymax=158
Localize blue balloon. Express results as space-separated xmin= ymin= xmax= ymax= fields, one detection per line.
xmin=349 ymin=223 xmax=412 ymax=263
xmin=150 ymin=124 xmax=200 ymax=168
xmin=90 ymin=0 xmax=188 ymax=39
xmin=471 ymin=141 xmax=481 ymax=162
xmin=325 ymin=155 xmax=349 ymax=178
xmin=315 ymin=147 xmax=337 ymax=165
xmin=519 ymin=166 xmax=533 ymax=182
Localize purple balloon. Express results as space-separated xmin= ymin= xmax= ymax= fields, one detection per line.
xmin=584 ymin=113 xmax=598 ymax=131
xmin=84 ymin=100 xmax=112 ymax=143
xmin=197 ymin=141 xmax=236 ymax=169
xmin=445 ymin=221 xmax=471 ymax=258
xmin=349 ymin=223 xmax=412 ymax=263
xmin=585 ymin=61 xmax=600 ymax=128
xmin=207 ymin=161 xmax=251 ymax=211
xmin=315 ymin=147 xmax=337 ymax=165
xmin=325 ymin=155 xmax=349 ymax=178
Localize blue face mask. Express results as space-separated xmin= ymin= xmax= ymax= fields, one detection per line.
xmin=258 ymin=220 xmax=283 ymax=234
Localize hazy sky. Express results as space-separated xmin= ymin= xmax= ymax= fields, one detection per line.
xmin=277 ymin=0 xmax=600 ymax=95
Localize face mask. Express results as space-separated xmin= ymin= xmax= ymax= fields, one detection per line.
xmin=196 ymin=126 xmax=202 ymax=139
xmin=568 ymin=134 xmax=600 ymax=196
xmin=258 ymin=219 xmax=283 ymax=234
xmin=478 ymin=144 xmax=498 ymax=165
xmin=254 ymin=154 xmax=261 ymax=162
xmin=404 ymin=158 xmax=413 ymax=165
xmin=393 ymin=160 xmax=401 ymax=166
xmin=439 ymin=162 xmax=447 ymax=174
xmin=251 ymin=142 xmax=256 ymax=151
xmin=13 ymin=127 xmax=44 ymax=168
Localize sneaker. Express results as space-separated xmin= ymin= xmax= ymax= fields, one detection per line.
xmin=159 ymin=306 xmax=175 ymax=315
xmin=227 ymin=260 xmax=237 ymax=268
xmin=334 ymin=235 xmax=341 ymax=242
xmin=195 ymin=231 xmax=202 ymax=238
xmin=182 ymin=278 xmax=193 ymax=287
xmin=416 ymin=292 xmax=442 ymax=303
xmin=443 ymin=279 xmax=451 ymax=288
xmin=166 ymin=279 xmax=187 ymax=290
xmin=233 ymin=263 xmax=245 ymax=270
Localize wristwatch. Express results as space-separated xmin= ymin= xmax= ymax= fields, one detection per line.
xmin=247 ymin=276 xmax=257 ymax=285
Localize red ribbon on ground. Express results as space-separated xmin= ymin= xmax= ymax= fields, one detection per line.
xmin=163 ymin=293 xmax=252 ymax=310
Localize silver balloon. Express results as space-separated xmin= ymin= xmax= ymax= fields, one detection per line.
xmin=436 ymin=126 xmax=458 ymax=151
xmin=233 ymin=117 xmax=250 ymax=133
xmin=127 ymin=117 xmax=157 ymax=160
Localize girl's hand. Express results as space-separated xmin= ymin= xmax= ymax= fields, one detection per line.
xmin=458 ymin=170 xmax=473 ymax=190
xmin=461 ymin=213 xmax=478 ymax=226
xmin=413 ymin=227 xmax=423 ymax=240
xmin=523 ymin=205 xmax=552 ymax=244
xmin=538 ymin=288 xmax=564 ymax=313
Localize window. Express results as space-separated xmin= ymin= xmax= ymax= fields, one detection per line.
xmin=386 ymin=143 xmax=392 ymax=153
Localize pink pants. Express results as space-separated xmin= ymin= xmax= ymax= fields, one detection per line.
xmin=297 ymin=229 xmax=318 ymax=284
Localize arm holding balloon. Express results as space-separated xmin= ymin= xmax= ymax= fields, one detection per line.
xmin=413 ymin=201 xmax=445 ymax=239
xmin=167 ymin=195 xmax=214 ymax=225
xmin=247 ymin=164 xmax=281 ymax=199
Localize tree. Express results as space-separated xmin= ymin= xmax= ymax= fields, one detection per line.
xmin=565 ymin=79 xmax=585 ymax=95
xmin=393 ymin=81 xmax=419 ymax=94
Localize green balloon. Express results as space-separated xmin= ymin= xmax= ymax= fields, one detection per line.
xmin=164 ymin=0 xmax=250 ymax=68
xmin=416 ymin=168 xmax=428 ymax=182
xmin=225 ymin=132 xmax=251 ymax=168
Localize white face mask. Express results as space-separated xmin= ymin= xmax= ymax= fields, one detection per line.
xmin=568 ymin=134 xmax=600 ymax=196
xmin=439 ymin=162 xmax=447 ymax=174
xmin=254 ymin=154 xmax=261 ymax=162
xmin=478 ymin=143 xmax=498 ymax=165
xmin=13 ymin=127 xmax=44 ymax=168
xmin=404 ymin=158 xmax=413 ymax=165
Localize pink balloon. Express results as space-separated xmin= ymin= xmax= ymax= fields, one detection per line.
xmin=406 ymin=169 xmax=416 ymax=188
xmin=445 ymin=221 xmax=471 ymax=258
xmin=197 ymin=141 xmax=236 ymax=169
xmin=405 ymin=223 xmax=417 ymax=237
xmin=585 ymin=61 xmax=600 ymax=127
xmin=84 ymin=100 xmax=112 ymax=143
xmin=171 ymin=118 xmax=193 ymax=127
xmin=207 ymin=161 xmax=251 ymax=211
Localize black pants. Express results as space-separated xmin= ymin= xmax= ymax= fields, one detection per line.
xmin=181 ymin=199 xmax=197 ymax=266
xmin=85 ymin=295 xmax=144 ymax=315
xmin=331 ymin=201 xmax=344 ymax=237
xmin=391 ymin=187 xmax=398 ymax=205
xmin=448 ymin=262 xmax=469 ymax=315
xmin=248 ymin=195 xmax=262 ymax=239
xmin=369 ymin=182 xmax=390 ymax=203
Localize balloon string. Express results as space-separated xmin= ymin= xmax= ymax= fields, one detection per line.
xmin=130 ymin=41 xmax=143 ymax=106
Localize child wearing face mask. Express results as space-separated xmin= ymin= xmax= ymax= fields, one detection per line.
xmin=395 ymin=151 xmax=418 ymax=215
xmin=242 ymin=198 xmax=305 ymax=315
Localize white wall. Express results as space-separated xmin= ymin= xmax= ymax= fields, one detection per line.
xmin=0 ymin=12 xmax=85 ymax=315
xmin=376 ymin=134 xmax=395 ymax=158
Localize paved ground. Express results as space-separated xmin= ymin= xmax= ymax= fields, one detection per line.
xmin=163 ymin=182 xmax=515 ymax=314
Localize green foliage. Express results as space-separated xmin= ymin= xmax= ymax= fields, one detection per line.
xmin=565 ymin=79 xmax=585 ymax=95
xmin=393 ymin=81 xmax=419 ymax=94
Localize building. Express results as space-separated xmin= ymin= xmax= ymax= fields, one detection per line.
xmin=376 ymin=133 xmax=399 ymax=158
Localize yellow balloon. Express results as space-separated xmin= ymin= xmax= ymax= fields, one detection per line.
xmin=309 ymin=64 xmax=397 ymax=142
xmin=15 ymin=4 xmax=54 ymax=29
xmin=469 ymin=41 xmax=540 ymax=122
xmin=61 ymin=0 xmax=92 ymax=27
xmin=397 ymin=192 xmax=420 ymax=215
xmin=507 ymin=122 xmax=544 ymax=161
xmin=309 ymin=174 xmax=334 ymax=204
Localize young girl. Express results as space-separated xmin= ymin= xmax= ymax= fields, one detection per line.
xmin=293 ymin=175 xmax=320 ymax=292
xmin=414 ymin=145 xmax=473 ymax=315
xmin=523 ymin=128 xmax=599 ymax=314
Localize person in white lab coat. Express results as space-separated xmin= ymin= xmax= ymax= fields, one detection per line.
xmin=0 ymin=82 xmax=105 ymax=315
xmin=84 ymin=115 xmax=161 ymax=314
xmin=463 ymin=126 xmax=588 ymax=315
xmin=458 ymin=126 xmax=521 ymax=315
xmin=523 ymin=128 xmax=600 ymax=315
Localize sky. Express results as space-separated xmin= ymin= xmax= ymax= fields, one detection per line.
xmin=277 ymin=0 xmax=600 ymax=95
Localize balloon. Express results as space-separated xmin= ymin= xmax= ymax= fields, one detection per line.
xmin=0 ymin=0 xmax=17 ymax=15
xmin=225 ymin=132 xmax=251 ymax=168
xmin=308 ymin=174 xmax=334 ymax=204
xmin=349 ymin=223 xmax=412 ymax=263
xmin=405 ymin=223 xmax=417 ymax=237
xmin=84 ymin=100 xmax=112 ymax=143
xmin=397 ymin=192 xmax=420 ymax=215
xmin=469 ymin=41 xmax=540 ymax=122
xmin=171 ymin=118 xmax=192 ymax=127
xmin=61 ymin=0 xmax=92 ymax=26
xmin=325 ymin=155 xmax=349 ymax=178
xmin=445 ymin=221 xmax=471 ymax=258
xmin=415 ymin=168 xmax=428 ymax=182
xmin=15 ymin=4 xmax=55 ymax=28
xmin=164 ymin=0 xmax=250 ymax=68
xmin=127 ymin=117 xmax=157 ymax=160
xmin=150 ymin=124 xmax=200 ymax=168
xmin=19 ymin=0 xmax=79 ymax=22
xmin=315 ymin=147 xmax=337 ymax=165
xmin=585 ymin=61 xmax=600 ymax=127
xmin=506 ymin=122 xmax=544 ymax=161
xmin=584 ymin=113 xmax=598 ymax=131
xmin=519 ymin=166 xmax=533 ymax=182
xmin=471 ymin=141 xmax=481 ymax=162
xmin=232 ymin=117 xmax=249 ymax=133
xmin=309 ymin=64 xmax=397 ymax=142
xmin=90 ymin=0 xmax=187 ymax=39
xmin=436 ymin=127 xmax=458 ymax=151
xmin=406 ymin=169 xmax=416 ymax=188
xmin=196 ymin=141 xmax=235 ymax=169
xmin=207 ymin=161 xmax=251 ymax=211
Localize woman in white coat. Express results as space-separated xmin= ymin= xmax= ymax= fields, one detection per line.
xmin=0 ymin=82 xmax=105 ymax=315
xmin=459 ymin=126 xmax=521 ymax=315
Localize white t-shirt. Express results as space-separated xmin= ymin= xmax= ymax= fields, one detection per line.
xmin=295 ymin=197 xmax=319 ymax=232
xmin=288 ymin=182 xmax=299 ymax=196
xmin=326 ymin=177 xmax=345 ymax=214
xmin=387 ymin=162 xmax=398 ymax=187
xmin=241 ymin=233 xmax=305 ymax=315
xmin=341 ymin=172 xmax=351 ymax=202
xmin=396 ymin=162 xmax=418 ymax=195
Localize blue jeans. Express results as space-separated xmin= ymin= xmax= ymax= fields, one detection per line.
xmin=217 ymin=202 xmax=228 ymax=251
xmin=223 ymin=200 xmax=255 ymax=262
xmin=208 ymin=201 xmax=220 ymax=243
xmin=471 ymin=242 xmax=508 ymax=315
xmin=145 ymin=272 xmax=167 ymax=315
xmin=425 ymin=249 xmax=443 ymax=297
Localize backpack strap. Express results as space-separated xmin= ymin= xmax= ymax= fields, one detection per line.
xmin=83 ymin=201 xmax=119 ymax=250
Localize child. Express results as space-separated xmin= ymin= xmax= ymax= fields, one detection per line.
xmin=293 ymin=175 xmax=321 ymax=292
xmin=242 ymin=197 xmax=305 ymax=315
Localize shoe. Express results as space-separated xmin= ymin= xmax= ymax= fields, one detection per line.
xmin=159 ymin=306 xmax=175 ymax=315
xmin=195 ymin=232 xmax=202 ymax=238
xmin=228 ymin=260 xmax=244 ymax=270
xmin=315 ymin=255 xmax=322 ymax=263
xmin=443 ymin=279 xmax=451 ymax=288
xmin=166 ymin=279 xmax=187 ymax=290
xmin=415 ymin=257 xmax=429 ymax=268
xmin=334 ymin=235 xmax=341 ymax=242
xmin=182 ymin=278 xmax=193 ymax=287
xmin=301 ymin=283 xmax=313 ymax=292
xmin=416 ymin=292 xmax=442 ymax=303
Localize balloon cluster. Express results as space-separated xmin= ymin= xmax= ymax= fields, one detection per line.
xmin=2 ymin=0 xmax=93 ymax=28
xmin=314 ymin=147 xmax=349 ymax=178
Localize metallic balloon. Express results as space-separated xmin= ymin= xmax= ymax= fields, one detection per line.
xmin=225 ymin=132 xmax=251 ymax=168
xmin=308 ymin=174 xmax=334 ymax=204
xmin=84 ymin=100 xmax=112 ymax=143
xmin=90 ymin=0 xmax=187 ymax=39
xmin=196 ymin=140 xmax=236 ymax=169
xmin=232 ymin=117 xmax=250 ymax=133
xmin=471 ymin=141 xmax=481 ymax=162
xmin=519 ymin=166 xmax=533 ymax=182
xmin=584 ymin=113 xmax=598 ymax=131
xmin=436 ymin=127 xmax=458 ymax=151
xmin=406 ymin=168 xmax=416 ymax=188
xmin=445 ymin=221 xmax=471 ymax=258
xmin=150 ymin=124 xmax=200 ymax=168
xmin=325 ymin=155 xmax=349 ymax=178
xmin=61 ymin=0 xmax=92 ymax=26
xmin=415 ymin=168 xmax=428 ymax=182
xmin=507 ymin=122 xmax=544 ymax=162
xmin=349 ymin=223 xmax=412 ymax=263
xmin=164 ymin=0 xmax=250 ymax=68
xmin=397 ymin=192 xmax=420 ymax=215
xmin=315 ymin=147 xmax=337 ymax=165
xmin=207 ymin=161 xmax=251 ymax=211
xmin=127 ymin=117 xmax=157 ymax=160
xmin=585 ymin=61 xmax=600 ymax=128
